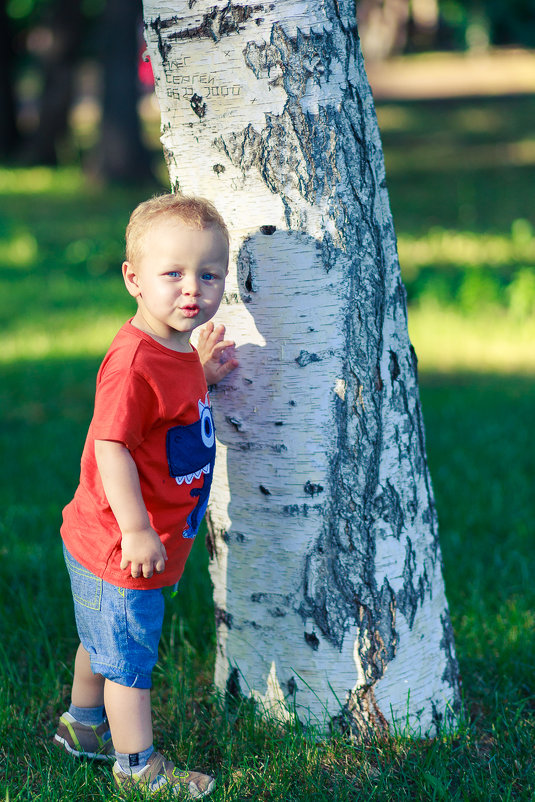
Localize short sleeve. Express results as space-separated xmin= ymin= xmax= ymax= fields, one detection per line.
xmin=92 ymin=364 xmax=160 ymax=451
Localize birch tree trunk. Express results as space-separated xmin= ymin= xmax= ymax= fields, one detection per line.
xmin=142 ymin=0 xmax=460 ymax=737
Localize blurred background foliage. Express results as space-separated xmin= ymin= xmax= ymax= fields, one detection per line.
xmin=0 ymin=0 xmax=155 ymax=180
xmin=2 ymin=0 xmax=535 ymax=171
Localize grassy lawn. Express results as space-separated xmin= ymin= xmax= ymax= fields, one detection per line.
xmin=0 ymin=88 xmax=534 ymax=799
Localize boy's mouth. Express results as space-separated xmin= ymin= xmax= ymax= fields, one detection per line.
xmin=180 ymin=304 xmax=200 ymax=317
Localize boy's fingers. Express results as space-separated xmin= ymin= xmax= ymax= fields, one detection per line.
xmin=217 ymin=359 xmax=239 ymax=379
xmin=212 ymin=339 xmax=235 ymax=354
xmin=141 ymin=558 xmax=156 ymax=578
xmin=198 ymin=322 xmax=215 ymax=341
xmin=206 ymin=323 xmax=225 ymax=342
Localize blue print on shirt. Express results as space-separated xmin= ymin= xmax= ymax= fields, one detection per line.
xmin=166 ymin=395 xmax=216 ymax=539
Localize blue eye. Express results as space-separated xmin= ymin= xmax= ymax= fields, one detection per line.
xmin=202 ymin=272 xmax=215 ymax=281
xmin=167 ymin=271 xmax=180 ymax=278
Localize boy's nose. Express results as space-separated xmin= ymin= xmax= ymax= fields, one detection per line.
xmin=182 ymin=276 xmax=201 ymax=295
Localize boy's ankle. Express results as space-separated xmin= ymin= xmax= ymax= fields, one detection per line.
xmin=67 ymin=704 xmax=106 ymax=727
xmin=115 ymin=744 xmax=154 ymax=774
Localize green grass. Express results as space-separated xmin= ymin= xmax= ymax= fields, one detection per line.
xmin=1 ymin=87 xmax=534 ymax=799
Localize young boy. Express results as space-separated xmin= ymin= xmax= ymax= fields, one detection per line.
xmin=54 ymin=194 xmax=237 ymax=798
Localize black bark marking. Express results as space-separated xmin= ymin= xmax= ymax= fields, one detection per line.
xmin=287 ymin=676 xmax=297 ymax=695
xmin=389 ymin=349 xmax=400 ymax=382
xmin=166 ymin=4 xmax=264 ymax=43
xmin=226 ymin=416 xmax=244 ymax=431
xmin=148 ymin=16 xmax=172 ymax=63
xmin=205 ymin=525 xmax=215 ymax=560
xmin=213 ymin=163 xmax=225 ymax=174
xmin=226 ymin=667 xmax=242 ymax=699
xmin=250 ymin=592 xmax=291 ymax=605
xmin=373 ymin=481 xmax=404 ymax=540
xmin=205 ymin=510 xmax=220 ymax=559
xmin=237 ymin=239 xmax=258 ymax=298
xmin=304 ymin=631 xmax=320 ymax=650
xmin=190 ymin=93 xmax=206 ymax=119
xmin=295 ymin=350 xmax=321 ymax=367
xmin=282 ymin=503 xmax=320 ymax=517
xmin=440 ymin=612 xmax=462 ymax=705
xmin=259 ymin=485 xmax=271 ymax=495
xmin=333 ymin=685 xmax=389 ymax=740
xmin=397 ymin=537 xmax=426 ymax=628
xmin=238 ymin=442 xmax=287 ymax=453
xmin=214 ymin=605 xmax=233 ymax=629
xmin=260 ymin=224 xmax=277 ymax=234
xmin=375 ymin=364 xmax=383 ymax=391
xmin=304 ymin=480 xmax=324 ymax=497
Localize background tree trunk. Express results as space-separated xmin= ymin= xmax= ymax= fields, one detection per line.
xmin=142 ymin=0 xmax=460 ymax=736
xmin=0 ymin=0 xmax=20 ymax=159
xmin=18 ymin=0 xmax=83 ymax=165
xmin=356 ymin=0 xmax=439 ymax=61
xmin=356 ymin=0 xmax=410 ymax=61
xmin=92 ymin=0 xmax=154 ymax=182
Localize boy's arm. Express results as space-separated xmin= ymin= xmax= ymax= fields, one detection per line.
xmin=197 ymin=322 xmax=238 ymax=385
xmin=94 ymin=439 xmax=167 ymax=580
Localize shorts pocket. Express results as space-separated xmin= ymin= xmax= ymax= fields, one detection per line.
xmin=64 ymin=548 xmax=103 ymax=611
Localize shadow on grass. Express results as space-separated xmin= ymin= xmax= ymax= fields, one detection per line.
xmin=419 ymin=370 xmax=535 ymax=715
xmin=378 ymin=94 xmax=535 ymax=235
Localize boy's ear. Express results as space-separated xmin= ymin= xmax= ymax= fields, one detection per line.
xmin=122 ymin=261 xmax=141 ymax=298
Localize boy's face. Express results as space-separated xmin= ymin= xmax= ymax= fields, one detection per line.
xmin=123 ymin=216 xmax=228 ymax=349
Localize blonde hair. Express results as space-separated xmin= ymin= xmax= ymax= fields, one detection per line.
xmin=125 ymin=193 xmax=229 ymax=266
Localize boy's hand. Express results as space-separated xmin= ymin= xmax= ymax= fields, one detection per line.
xmin=197 ymin=322 xmax=238 ymax=385
xmin=120 ymin=528 xmax=168 ymax=579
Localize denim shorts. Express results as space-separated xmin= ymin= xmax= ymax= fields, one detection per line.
xmin=63 ymin=546 xmax=165 ymax=689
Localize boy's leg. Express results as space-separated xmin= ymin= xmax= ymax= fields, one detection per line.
xmin=54 ymin=643 xmax=113 ymax=760
xmin=106 ymin=681 xmax=215 ymax=798
xmin=71 ymin=643 xmax=105 ymax=707
xmin=104 ymin=679 xmax=153 ymax=754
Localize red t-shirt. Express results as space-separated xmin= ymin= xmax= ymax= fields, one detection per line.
xmin=61 ymin=321 xmax=216 ymax=589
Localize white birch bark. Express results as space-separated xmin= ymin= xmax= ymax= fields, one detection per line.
xmin=142 ymin=0 xmax=460 ymax=736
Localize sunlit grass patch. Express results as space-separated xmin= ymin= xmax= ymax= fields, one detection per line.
xmin=398 ymin=219 xmax=535 ymax=275
xmin=0 ymin=228 xmax=38 ymax=269
xmin=0 ymin=167 xmax=85 ymax=196
xmin=0 ymin=312 xmax=126 ymax=363
xmin=408 ymin=301 xmax=535 ymax=374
